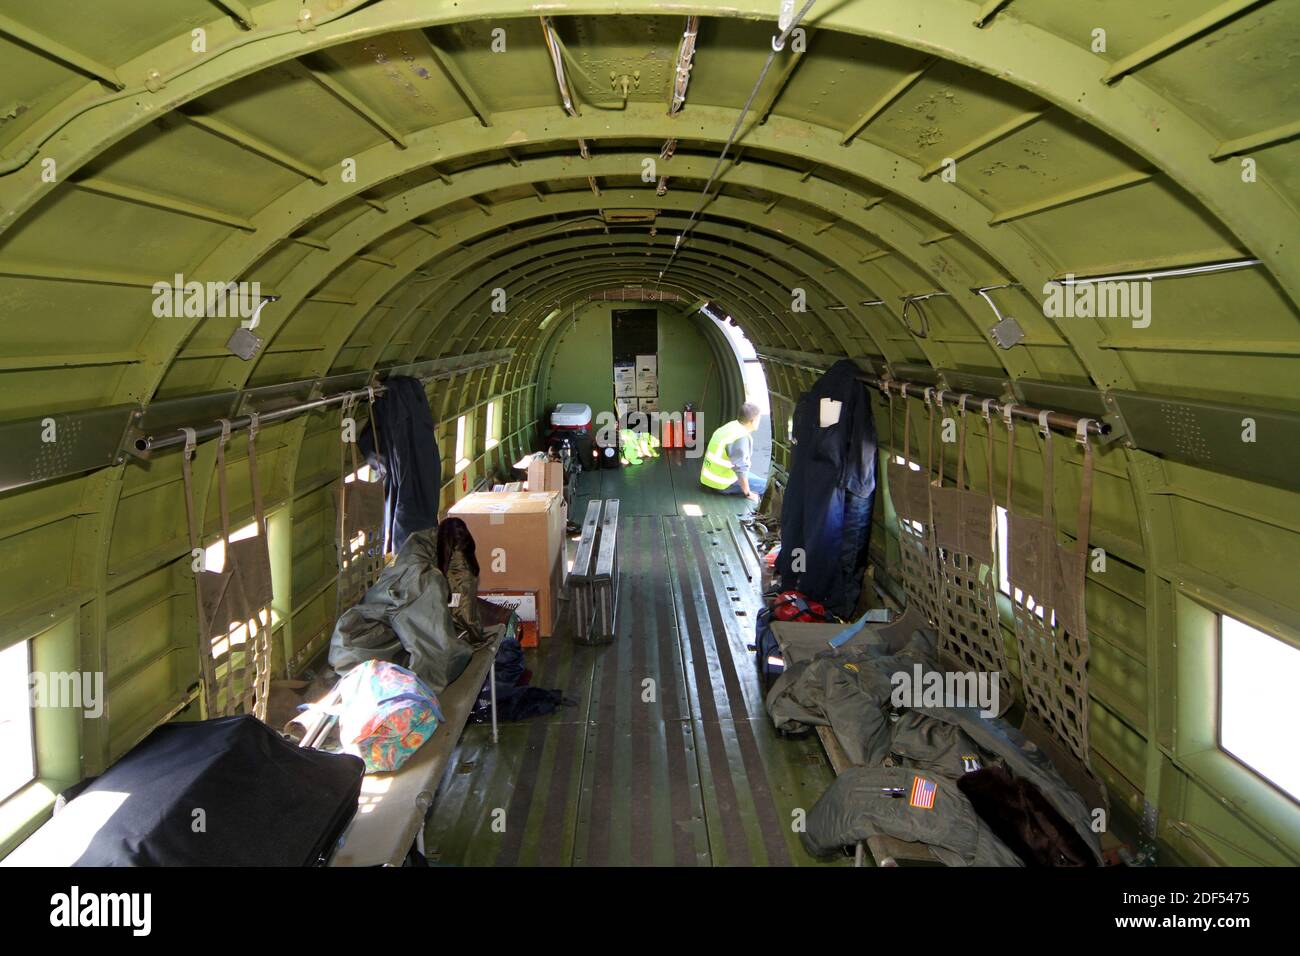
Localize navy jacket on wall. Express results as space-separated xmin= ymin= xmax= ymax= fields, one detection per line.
xmin=359 ymin=375 xmax=441 ymax=553
xmin=775 ymin=359 xmax=878 ymax=618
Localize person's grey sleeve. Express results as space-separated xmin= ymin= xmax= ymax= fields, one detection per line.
xmin=727 ymin=435 xmax=752 ymax=473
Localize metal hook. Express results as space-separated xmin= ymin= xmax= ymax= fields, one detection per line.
xmin=248 ymin=412 xmax=260 ymax=443
xmin=181 ymin=427 xmax=197 ymax=458
xmin=1001 ymin=403 xmax=1018 ymax=430
xmin=958 ymin=393 xmax=970 ymax=415
xmin=1075 ymin=418 xmax=1094 ymax=446
xmin=980 ymin=398 xmax=994 ymax=421
xmin=1037 ymin=409 xmax=1054 ymax=439
xmin=923 ymin=387 xmax=935 ymax=406
xmin=935 ymin=388 xmax=948 ymax=408
xmin=218 ymin=418 xmax=232 ymax=445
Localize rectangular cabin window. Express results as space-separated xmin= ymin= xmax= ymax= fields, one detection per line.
xmin=1220 ymin=614 xmax=1300 ymax=801
xmin=203 ymin=520 xmax=277 ymax=658
xmin=455 ymin=415 xmax=471 ymax=474
xmin=892 ymin=456 xmax=924 ymax=534
xmin=203 ymin=519 xmax=259 ymax=575
xmin=0 ymin=639 xmax=35 ymax=802
xmin=995 ymin=504 xmax=1054 ymax=624
xmin=485 ymin=400 xmax=501 ymax=450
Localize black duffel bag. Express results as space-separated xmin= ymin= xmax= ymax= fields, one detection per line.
xmin=51 ymin=715 xmax=364 ymax=866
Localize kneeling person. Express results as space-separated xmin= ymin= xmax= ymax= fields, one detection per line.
xmin=699 ymin=402 xmax=767 ymax=503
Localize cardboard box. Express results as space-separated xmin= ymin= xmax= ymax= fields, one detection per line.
xmin=448 ymin=491 xmax=567 ymax=637
xmin=614 ymin=379 xmax=637 ymax=398
xmin=480 ymin=590 xmax=537 ymax=622
xmin=638 ymin=396 xmax=660 ymax=413
xmin=613 ymin=363 xmax=635 ymax=384
xmin=635 ymin=354 xmax=658 ymax=396
xmin=527 ymin=458 xmax=564 ymax=493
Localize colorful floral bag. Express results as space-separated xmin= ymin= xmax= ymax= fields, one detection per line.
xmin=336 ymin=660 xmax=444 ymax=773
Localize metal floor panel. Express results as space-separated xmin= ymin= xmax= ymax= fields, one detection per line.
xmin=424 ymin=457 xmax=837 ymax=866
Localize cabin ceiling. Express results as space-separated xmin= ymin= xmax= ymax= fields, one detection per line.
xmin=0 ymin=0 xmax=1296 ymax=425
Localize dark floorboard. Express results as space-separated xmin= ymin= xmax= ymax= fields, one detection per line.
xmin=423 ymin=455 xmax=840 ymax=866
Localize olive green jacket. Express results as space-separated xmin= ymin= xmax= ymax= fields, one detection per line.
xmin=445 ymin=549 xmax=485 ymax=646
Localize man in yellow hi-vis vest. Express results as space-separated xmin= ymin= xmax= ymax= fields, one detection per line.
xmin=699 ymin=403 xmax=767 ymax=502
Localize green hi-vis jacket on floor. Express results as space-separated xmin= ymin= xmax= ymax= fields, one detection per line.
xmin=768 ymin=628 xmax=1103 ymax=866
xmin=619 ymin=427 xmax=661 ymax=465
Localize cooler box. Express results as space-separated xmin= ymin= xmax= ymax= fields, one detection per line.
xmin=548 ymin=402 xmax=592 ymax=461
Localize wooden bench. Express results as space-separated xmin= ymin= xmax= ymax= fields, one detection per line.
xmin=770 ymin=612 xmax=942 ymax=867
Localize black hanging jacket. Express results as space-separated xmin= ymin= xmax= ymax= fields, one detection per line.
xmin=776 ymin=359 xmax=878 ymax=617
xmin=359 ymin=375 xmax=441 ymax=553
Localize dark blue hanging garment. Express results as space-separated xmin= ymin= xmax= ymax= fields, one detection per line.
xmin=359 ymin=375 xmax=441 ymax=553
xmin=776 ymin=359 xmax=878 ymax=618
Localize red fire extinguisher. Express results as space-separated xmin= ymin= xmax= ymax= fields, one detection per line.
xmin=683 ymin=403 xmax=698 ymax=445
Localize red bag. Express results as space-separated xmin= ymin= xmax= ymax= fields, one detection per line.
xmin=771 ymin=590 xmax=828 ymax=623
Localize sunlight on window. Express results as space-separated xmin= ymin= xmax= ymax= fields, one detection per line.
xmin=211 ymin=607 xmax=272 ymax=660
xmin=995 ymin=504 xmax=1053 ymax=623
xmin=0 ymin=639 xmax=35 ymax=802
xmin=485 ymin=400 xmax=501 ymax=450
xmin=203 ymin=520 xmax=259 ymax=574
xmin=1221 ymin=614 xmax=1300 ymax=801
xmin=455 ymin=415 xmax=470 ymax=473
xmin=997 ymin=505 xmax=1010 ymax=595
xmin=343 ymin=464 xmax=374 ymax=484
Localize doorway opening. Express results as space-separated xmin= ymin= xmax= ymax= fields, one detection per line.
xmin=700 ymin=302 xmax=771 ymax=480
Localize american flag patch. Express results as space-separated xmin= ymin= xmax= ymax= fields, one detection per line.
xmin=909 ymin=775 xmax=937 ymax=809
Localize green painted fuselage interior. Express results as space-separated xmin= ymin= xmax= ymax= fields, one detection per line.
xmin=0 ymin=0 xmax=1296 ymax=865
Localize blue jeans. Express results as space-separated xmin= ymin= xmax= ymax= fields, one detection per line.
xmin=719 ymin=472 xmax=768 ymax=497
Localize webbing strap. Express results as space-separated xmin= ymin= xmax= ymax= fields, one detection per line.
xmin=180 ymin=427 xmax=200 ymax=554
xmin=934 ymin=390 xmax=947 ymax=487
xmin=884 ymin=381 xmax=895 ymax=453
xmin=1038 ymin=410 xmax=1055 ymax=529
xmin=1075 ymin=419 xmax=1096 ymax=564
xmin=981 ymin=399 xmax=995 ymax=501
xmin=216 ymin=419 xmax=233 ymax=545
xmin=1002 ymin=403 xmax=1017 ymax=511
xmin=901 ymin=384 xmax=912 ymax=462
xmin=923 ymin=387 xmax=935 ymax=481
xmin=338 ymin=394 xmax=356 ymax=559
xmin=955 ymin=394 xmax=970 ymax=488
xmin=248 ymin=413 xmax=266 ymax=536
